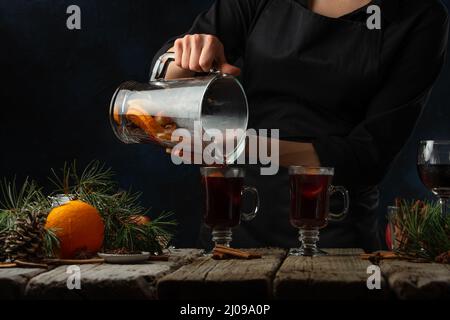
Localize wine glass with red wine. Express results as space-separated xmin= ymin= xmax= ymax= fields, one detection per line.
xmin=417 ymin=140 xmax=450 ymax=216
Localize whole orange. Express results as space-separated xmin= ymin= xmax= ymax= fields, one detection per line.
xmin=45 ymin=200 xmax=104 ymax=259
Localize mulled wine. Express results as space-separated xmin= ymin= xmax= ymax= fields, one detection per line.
xmin=288 ymin=166 xmax=349 ymax=257
xmin=418 ymin=164 xmax=450 ymax=198
xmin=290 ymin=173 xmax=332 ymax=229
xmin=200 ymin=167 xmax=259 ymax=249
xmin=201 ymin=175 xmax=244 ymax=228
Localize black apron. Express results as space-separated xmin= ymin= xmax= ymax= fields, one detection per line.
xmin=199 ymin=0 xmax=383 ymax=251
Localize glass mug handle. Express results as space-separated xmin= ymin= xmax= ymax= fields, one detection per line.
xmin=328 ymin=185 xmax=349 ymax=221
xmin=241 ymin=186 xmax=260 ymax=222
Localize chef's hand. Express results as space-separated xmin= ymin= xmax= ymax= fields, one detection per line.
xmin=165 ymin=34 xmax=241 ymax=79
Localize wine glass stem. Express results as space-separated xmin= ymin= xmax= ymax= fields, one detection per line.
xmin=299 ymin=228 xmax=320 ymax=253
xmin=212 ymin=228 xmax=232 ymax=247
xmin=440 ymin=197 xmax=449 ymax=217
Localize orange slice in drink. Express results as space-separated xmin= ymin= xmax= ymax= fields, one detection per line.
xmin=208 ymin=171 xmax=225 ymax=178
xmin=302 ymin=185 xmax=324 ymax=199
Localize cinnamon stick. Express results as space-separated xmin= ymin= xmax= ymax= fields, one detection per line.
xmin=0 ymin=263 xmax=17 ymax=268
xmin=44 ymin=258 xmax=104 ymax=265
xmin=213 ymin=245 xmax=262 ymax=259
xmin=360 ymin=252 xmax=398 ymax=260
xmin=212 ymin=252 xmax=227 ymax=260
xmin=214 ymin=246 xmax=251 ymax=259
xmin=14 ymin=260 xmax=48 ymax=269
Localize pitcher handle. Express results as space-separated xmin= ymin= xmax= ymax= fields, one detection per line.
xmin=150 ymin=52 xmax=176 ymax=81
xmin=151 ymin=52 xmax=226 ymax=82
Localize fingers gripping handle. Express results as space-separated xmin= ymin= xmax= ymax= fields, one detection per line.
xmin=151 ymin=51 xmax=224 ymax=82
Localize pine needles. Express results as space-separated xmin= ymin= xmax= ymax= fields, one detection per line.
xmin=0 ymin=178 xmax=58 ymax=260
xmin=389 ymin=199 xmax=450 ymax=261
xmin=0 ymin=178 xmax=48 ymax=214
xmin=1 ymin=161 xmax=176 ymax=261
xmin=49 ymin=161 xmax=176 ymax=254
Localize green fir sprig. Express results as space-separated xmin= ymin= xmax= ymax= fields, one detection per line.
xmin=49 ymin=161 xmax=176 ymax=254
xmin=1 ymin=161 xmax=177 ymax=261
xmin=0 ymin=179 xmax=59 ymax=260
xmin=390 ymin=199 xmax=450 ymax=261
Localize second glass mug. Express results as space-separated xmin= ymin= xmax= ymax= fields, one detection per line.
xmin=289 ymin=166 xmax=349 ymax=256
xmin=200 ymin=167 xmax=259 ymax=249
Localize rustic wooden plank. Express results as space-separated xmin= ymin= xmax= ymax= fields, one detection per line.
xmin=0 ymin=267 xmax=48 ymax=300
xmin=274 ymin=248 xmax=389 ymax=300
xmin=380 ymin=260 xmax=450 ymax=300
xmin=25 ymin=249 xmax=202 ymax=300
xmin=157 ymin=248 xmax=287 ymax=300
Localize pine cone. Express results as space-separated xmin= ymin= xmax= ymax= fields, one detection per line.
xmin=4 ymin=211 xmax=47 ymax=261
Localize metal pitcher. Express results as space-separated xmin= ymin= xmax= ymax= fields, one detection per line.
xmin=109 ymin=52 xmax=248 ymax=163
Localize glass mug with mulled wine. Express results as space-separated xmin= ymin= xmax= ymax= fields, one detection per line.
xmin=289 ymin=166 xmax=349 ymax=256
xmin=200 ymin=167 xmax=259 ymax=249
xmin=109 ymin=52 xmax=249 ymax=164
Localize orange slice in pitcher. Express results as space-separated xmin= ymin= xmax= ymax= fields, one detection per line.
xmin=126 ymin=105 xmax=165 ymax=140
xmin=113 ymin=109 xmax=122 ymax=125
xmin=154 ymin=111 xmax=175 ymax=127
xmin=156 ymin=132 xmax=172 ymax=142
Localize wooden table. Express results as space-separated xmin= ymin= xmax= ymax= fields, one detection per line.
xmin=1 ymin=248 xmax=449 ymax=300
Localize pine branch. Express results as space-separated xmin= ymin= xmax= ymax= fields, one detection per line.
xmin=0 ymin=179 xmax=57 ymax=261
xmin=43 ymin=228 xmax=60 ymax=257
xmin=1 ymin=161 xmax=177 ymax=260
xmin=390 ymin=199 xmax=450 ymax=261
xmin=49 ymin=160 xmax=177 ymax=254
xmin=0 ymin=179 xmax=49 ymax=224
xmin=0 ymin=178 xmax=47 ymax=213
xmin=49 ymin=160 xmax=116 ymax=196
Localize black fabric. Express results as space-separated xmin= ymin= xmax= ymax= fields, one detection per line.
xmin=152 ymin=0 xmax=449 ymax=250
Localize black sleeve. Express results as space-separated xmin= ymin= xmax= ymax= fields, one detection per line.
xmin=313 ymin=5 xmax=449 ymax=188
xmin=151 ymin=0 xmax=264 ymax=71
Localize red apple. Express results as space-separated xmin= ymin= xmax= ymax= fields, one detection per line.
xmin=385 ymin=224 xmax=392 ymax=250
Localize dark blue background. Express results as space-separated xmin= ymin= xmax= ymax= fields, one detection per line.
xmin=1 ymin=0 xmax=449 ymax=248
